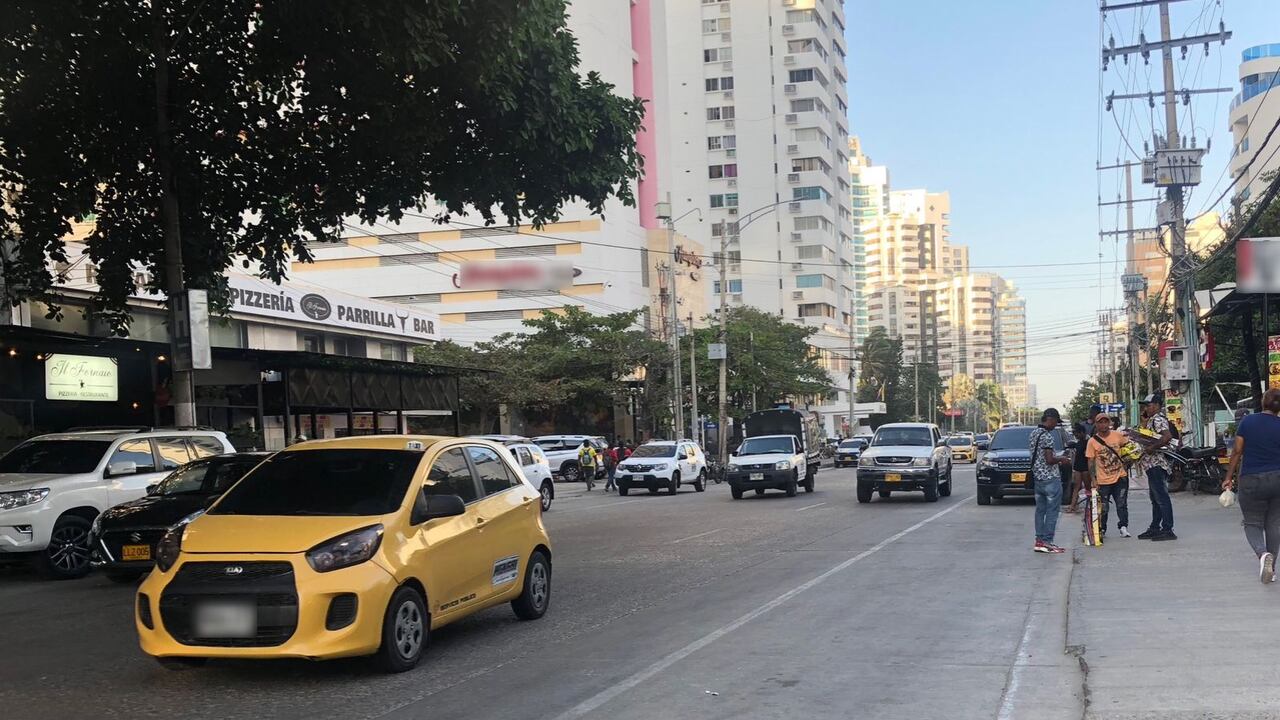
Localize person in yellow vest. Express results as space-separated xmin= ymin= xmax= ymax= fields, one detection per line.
xmin=578 ymin=440 xmax=597 ymax=491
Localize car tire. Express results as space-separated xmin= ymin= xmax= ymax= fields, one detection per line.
xmin=376 ymin=585 xmax=429 ymax=673
xmin=561 ymin=462 xmax=581 ymax=483
xmin=668 ymin=472 xmax=680 ymax=495
xmin=785 ymin=475 xmax=798 ymax=497
xmin=619 ymin=485 xmax=630 ymax=497
xmin=977 ymin=488 xmax=993 ymax=505
xmin=105 ymin=570 xmax=146 ymax=584
xmin=879 ymin=490 xmax=891 ymax=499
xmin=539 ymin=482 xmax=554 ymax=512
xmin=511 ymin=551 xmax=551 ymax=621
xmin=924 ymin=479 xmax=939 ymax=503
xmin=694 ymin=471 xmax=706 ymax=492
xmin=940 ymin=478 xmax=952 ymax=498
xmin=856 ymin=482 xmax=873 ymax=503
xmin=156 ymin=657 xmax=207 ymax=671
xmin=731 ymin=486 xmax=744 ymax=500
xmin=37 ymin=514 xmax=93 ymax=580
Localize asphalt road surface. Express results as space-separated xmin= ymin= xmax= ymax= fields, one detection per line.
xmin=0 ymin=464 xmax=1084 ymax=719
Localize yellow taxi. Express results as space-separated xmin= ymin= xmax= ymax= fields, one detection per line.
xmin=135 ymin=435 xmax=552 ymax=672
xmin=946 ymin=436 xmax=977 ymax=463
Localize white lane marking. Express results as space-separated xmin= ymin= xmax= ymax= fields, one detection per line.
xmin=794 ymin=502 xmax=827 ymax=512
xmin=552 ymin=499 xmax=644 ymax=515
xmin=552 ymin=497 xmax=973 ymax=720
xmin=669 ymin=528 xmax=724 ymax=544
xmin=996 ymin=595 xmax=1038 ymax=720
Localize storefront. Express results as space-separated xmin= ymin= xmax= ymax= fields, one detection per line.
xmin=0 ymin=268 xmax=473 ymax=452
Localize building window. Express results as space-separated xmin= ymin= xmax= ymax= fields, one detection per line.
xmin=706 ymin=106 xmax=736 ymax=121
xmin=794 ymin=216 xmax=830 ymax=231
xmin=702 ymin=18 xmax=731 ymax=33
xmin=708 ymin=164 xmax=738 ymax=179
xmin=703 ymin=47 xmax=732 ymax=63
xmin=788 ymin=69 xmax=815 ymax=83
xmin=797 ymin=303 xmax=835 ymax=318
xmin=704 ymin=76 xmax=734 ymax=92
xmin=298 ymin=332 xmax=323 ymax=354
xmin=793 ymin=186 xmax=831 ymax=202
xmin=709 ymin=193 xmax=739 ymax=208
xmin=791 ymin=157 xmax=827 ymax=173
xmin=332 ymin=336 xmax=367 ymax=358
xmin=796 ymin=274 xmax=834 ymax=290
xmin=713 ymin=279 xmax=743 ymax=294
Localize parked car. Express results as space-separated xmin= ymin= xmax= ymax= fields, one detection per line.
xmin=856 ymin=423 xmax=953 ymax=503
xmin=947 ymin=435 xmax=977 ymax=463
xmin=0 ymin=427 xmax=236 ymax=579
xmin=468 ymin=436 xmax=554 ymax=511
xmin=975 ymin=433 xmax=992 ymax=451
xmin=531 ymin=435 xmax=608 ymax=482
xmin=136 ymin=435 xmax=552 ymax=672
xmin=834 ymin=438 xmax=866 ymax=468
xmin=975 ymin=425 xmax=1037 ymax=505
xmin=90 ymin=452 xmax=270 ymax=582
xmin=615 ymin=440 xmax=707 ymax=495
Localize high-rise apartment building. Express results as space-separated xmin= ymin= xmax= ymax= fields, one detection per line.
xmin=849 ymin=136 xmax=887 ymax=344
xmin=661 ymin=0 xmax=856 ymax=435
xmin=1125 ymin=212 xmax=1224 ymax=300
xmin=935 ymin=274 xmax=1027 ymax=407
xmin=1229 ymin=44 xmax=1280 ymax=208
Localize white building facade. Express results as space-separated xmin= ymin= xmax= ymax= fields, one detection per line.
xmin=1229 ymin=43 xmax=1280 ymax=208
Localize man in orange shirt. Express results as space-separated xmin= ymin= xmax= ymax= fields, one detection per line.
xmin=1085 ymin=414 xmax=1131 ymax=538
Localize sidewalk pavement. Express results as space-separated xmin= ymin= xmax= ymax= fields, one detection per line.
xmin=1066 ymin=490 xmax=1280 ymax=719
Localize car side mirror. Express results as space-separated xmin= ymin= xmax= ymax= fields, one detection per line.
xmin=146 ymin=483 xmax=160 ymax=495
xmin=936 ymin=440 xmax=947 ymax=448
xmin=411 ymin=491 xmax=466 ymax=525
xmin=106 ymin=460 xmax=137 ymax=478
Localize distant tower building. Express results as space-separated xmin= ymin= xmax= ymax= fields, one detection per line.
xmin=1228 ymin=44 xmax=1280 ymax=208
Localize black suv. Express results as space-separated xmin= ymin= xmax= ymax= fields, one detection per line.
xmin=975 ymin=426 xmax=1036 ymax=505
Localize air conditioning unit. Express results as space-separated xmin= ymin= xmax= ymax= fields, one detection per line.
xmin=792 ymin=291 xmax=805 ymax=300
xmin=785 ymin=113 xmax=798 ymax=124
xmin=722 ymin=61 xmax=733 ymax=71
xmin=723 ymin=90 xmax=734 ymax=100
xmin=721 ymin=32 xmax=732 ymax=42
xmin=784 ymin=55 xmax=796 ymax=65
xmin=725 ymin=149 xmax=737 ymax=158
xmin=727 ymin=178 xmax=737 ymax=187
xmin=729 ymin=263 xmax=741 ymax=272
xmin=791 ymin=263 xmax=804 ymax=271
xmin=786 ymin=144 xmax=799 ymax=154
xmin=720 ymin=3 xmax=730 ymax=13
xmin=784 ymin=83 xmax=797 ymax=95
xmin=731 ymin=293 xmax=743 ymax=303
xmin=788 ymin=202 xmax=802 ymax=213
xmin=790 ymin=232 xmax=803 ymax=242
xmin=727 ymin=208 xmax=739 ymax=215
xmin=787 ymin=173 xmax=801 ymax=183
xmin=781 ymin=24 xmax=795 ymax=34
xmin=724 ymin=119 xmax=736 ymax=129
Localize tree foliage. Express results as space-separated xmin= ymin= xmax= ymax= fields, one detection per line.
xmin=1066 ymin=379 xmax=1102 ymax=425
xmin=0 ymin=0 xmax=645 ymax=331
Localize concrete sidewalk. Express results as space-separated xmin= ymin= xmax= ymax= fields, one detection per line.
xmin=1066 ymin=490 xmax=1280 ymax=719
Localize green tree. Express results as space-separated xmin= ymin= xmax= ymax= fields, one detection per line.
xmin=893 ymin=360 xmax=943 ymax=424
xmin=976 ymin=381 xmax=1007 ymax=432
xmin=0 ymin=0 xmax=645 ymax=328
xmin=1066 ymin=379 xmax=1103 ymax=424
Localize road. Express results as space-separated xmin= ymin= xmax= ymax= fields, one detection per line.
xmin=0 ymin=464 xmax=1085 ymax=719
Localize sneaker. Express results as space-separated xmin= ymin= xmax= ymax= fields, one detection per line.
xmin=1034 ymin=541 xmax=1051 ymax=554
xmin=1262 ymin=553 xmax=1276 ymax=584
xmin=1046 ymin=543 xmax=1066 ymax=554
xmin=1119 ymin=526 xmax=1132 ymax=538
xmin=1138 ymin=528 xmax=1160 ymax=539
xmin=1151 ymin=531 xmax=1177 ymax=541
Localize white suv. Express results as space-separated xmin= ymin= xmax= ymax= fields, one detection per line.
xmin=615 ymin=440 xmax=708 ymax=495
xmin=0 ymin=428 xmax=235 ymax=578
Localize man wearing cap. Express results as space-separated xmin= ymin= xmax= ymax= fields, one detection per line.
xmin=1030 ymin=408 xmax=1074 ymax=553
xmin=1137 ymin=394 xmax=1176 ymax=540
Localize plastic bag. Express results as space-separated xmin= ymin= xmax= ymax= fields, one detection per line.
xmin=1220 ymin=490 xmax=1237 ymax=508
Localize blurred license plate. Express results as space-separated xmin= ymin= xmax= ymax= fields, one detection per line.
xmin=121 ymin=544 xmax=151 ymax=561
xmin=1011 ymin=473 xmax=1027 ymax=482
xmin=749 ymin=472 xmax=764 ymax=480
xmin=194 ymin=600 xmax=256 ymax=638
xmin=885 ymin=473 xmax=902 ymax=482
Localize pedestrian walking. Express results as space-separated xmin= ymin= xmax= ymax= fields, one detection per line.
xmin=1067 ymin=422 xmax=1090 ymax=513
xmin=1136 ymin=394 xmax=1176 ymax=540
xmin=578 ymin=440 xmax=597 ymax=491
xmin=1085 ymin=415 xmax=1131 ymax=538
xmin=1222 ymin=388 xmax=1280 ymax=583
xmin=604 ymin=442 xmax=620 ymax=492
xmin=1030 ymin=408 xmax=1073 ymax=554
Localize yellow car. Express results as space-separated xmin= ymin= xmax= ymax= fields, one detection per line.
xmin=136 ymin=435 xmax=552 ymax=672
xmin=946 ymin=437 xmax=977 ymax=463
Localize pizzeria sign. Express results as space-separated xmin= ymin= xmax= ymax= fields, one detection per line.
xmin=226 ymin=274 xmax=440 ymax=341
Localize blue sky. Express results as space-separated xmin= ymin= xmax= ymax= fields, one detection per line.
xmin=847 ymin=0 xmax=1277 ymax=408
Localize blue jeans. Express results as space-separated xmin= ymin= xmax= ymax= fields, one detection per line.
xmin=1034 ymin=476 xmax=1063 ymax=543
xmin=1146 ymin=466 xmax=1173 ymax=532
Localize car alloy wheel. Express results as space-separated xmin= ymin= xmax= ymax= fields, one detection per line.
xmin=562 ymin=464 xmax=580 ymax=483
xmin=529 ymin=561 xmax=549 ymax=611
xmin=46 ymin=518 xmax=92 ymax=577
xmin=540 ymin=482 xmax=553 ymax=511
xmin=394 ymin=599 xmax=425 ymax=661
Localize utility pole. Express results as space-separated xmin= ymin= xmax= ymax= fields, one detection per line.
xmin=656 ymin=198 xmax=684 ymax=439
xmin=848 ymin=299 xmax=856 ymax=436
xmin=717 ymin=230 xmax=729 ymax=464
xmin=689 ymin=312 xmax=698 ymax=444
xmin=913 ymin=353 xmax=919 ymax=421
xmin=1101 ymin=0 xmax=1231 ymax=446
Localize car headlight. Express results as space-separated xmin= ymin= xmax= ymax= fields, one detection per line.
xmin=0 ymin=487 xmax=50 ymax=511
xmin=154 ymin=510 xmax=205 ymax=573
xmin=306 ymin=525 xmax=384 ymax=573
xmin=858 ymin=456 xmax=874 ymax=467
xmin=912 ymin=457 xmax=931 ymax=467
xmin=90 ymin=512 xmax=103 ymax=538
xmin=726 ymin=463 xmax=739 ymax=472
xmin=775 ymin=460 xmax=792 ymax=470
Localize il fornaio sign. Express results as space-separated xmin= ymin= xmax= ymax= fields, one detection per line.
xmin=226 ymin=274 xmax=439 ymax=341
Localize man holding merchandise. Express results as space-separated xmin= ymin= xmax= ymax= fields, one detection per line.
xmin=1086 ymin=415 xmax=1131 ymax=538
xmin=1135 ymin=394 xmax=1176 ymax=540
